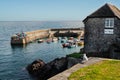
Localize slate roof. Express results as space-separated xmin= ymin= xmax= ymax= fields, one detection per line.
xmin=83 ymin=3 xmax=120 ymax=22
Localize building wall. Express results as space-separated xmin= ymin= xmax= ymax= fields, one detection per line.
xmin=84 ymin=18 xmax=119 ymax=53
xmin=115 ymin=18 xmax=120 ymax=37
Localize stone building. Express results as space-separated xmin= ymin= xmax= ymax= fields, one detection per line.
xmin=83 ymin=3 xmax=120 ymax=58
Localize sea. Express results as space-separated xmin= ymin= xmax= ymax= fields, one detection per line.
xmin=0 ymin=21 xmax=84 ymax=80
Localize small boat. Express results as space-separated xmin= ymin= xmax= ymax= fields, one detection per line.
xmin=46 ymin=41 xmax=51 ymax=44
xmin=68 ymin=37 xmax=74 ymax=40
xmin=61 ymin=40 xmax=64 ymax=43
xmin=62 ymin=37 xmax=67 ymax=39
xmin=62 ymin=42 xmax=77 ymax=48
xmin=61 ymin=39 xmax=66 ymax=43
xmin=74 ymin=39 xmax=79 ymax=42
xmin=58 ymin=37 xmax=61 ymax=40
xmin=46 ymin=38 xmax=52 ymax=44
xmin=52 ymin=37 xmax=58 ymax=42
xmin=62 ymin=43 xmax=69 ymax=48
xmin=38 ymin=39 xmax=44 ymax=43
xmin=67 ymin=40 xmax=74 ymax=43
xmin=68 ymin=45 xmax=75 ymax=48
xmin=67 ymin=43 xmax=77 ymax=48
xmin=77 ymin=41 xmax=84 ymax=46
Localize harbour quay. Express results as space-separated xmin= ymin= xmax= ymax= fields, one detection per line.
xmin=11 ymin=28 xmax=84 ymax=45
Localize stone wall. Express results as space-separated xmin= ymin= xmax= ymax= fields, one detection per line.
xmin=25 ymin=29 xmax=49 ymax=43
xmin=50 ymin=28 xmax=82 ymax=31
xmin=114 ymin=18 xmax=120 ymax=37
xmin=53 ymin=31 xmax=79 ymax=37
xmin=84 ymin=18 xmax=119 ymax=55
xmin=11 ymin=29 xmax=49 ymax=45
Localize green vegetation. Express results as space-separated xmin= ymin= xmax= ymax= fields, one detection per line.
xmin=68 ymin=60 xmax=120 ymax=80
xmin=66 ymin=52 xmax=82 ymax=58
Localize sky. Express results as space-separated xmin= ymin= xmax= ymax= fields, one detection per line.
xmin=0 ymin=0 xmax=120 ymax=21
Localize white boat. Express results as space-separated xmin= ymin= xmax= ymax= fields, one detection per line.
xmin=67 ymin=40 xmax=74 ymax=43
xmin=52 ymin=37 xmax=58 ymax=42
xmin=38 ymin=39 xmax=44 ymax=43
xmin=67 ymin=43 xmax=77 ymax=48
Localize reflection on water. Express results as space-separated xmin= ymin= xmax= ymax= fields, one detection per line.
xmin=11 ymin=44 xmax=27 ymax=48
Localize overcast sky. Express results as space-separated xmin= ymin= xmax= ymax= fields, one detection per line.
xmin=0 ymin=0 xmax=119 ymax=21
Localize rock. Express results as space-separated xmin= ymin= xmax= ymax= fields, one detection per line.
xmin=26 ymin=57 xmax=82 ymax=80
xmin=37 ymin=64 xmax=52 ymax=80
xmin=46 ymin=57 xmax=68 ymax=78
xmin=26 ymin=57 xmax=68 ymax=80
xmin=48 ymin=57 xmax=68 ymax=71
xmin=26 ymin=59 xmax=45 ymax=75
xmin=67 ymin=57 xmax=82 ymax=68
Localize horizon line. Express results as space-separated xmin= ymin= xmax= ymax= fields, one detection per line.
xmin=0 ymin=20 xmax=83 ymax=22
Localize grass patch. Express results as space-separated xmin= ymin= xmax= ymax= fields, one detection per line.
xmin=66 ymin=52 xmax=82 ymax=58
xmin=68 ymin=60 xmax=120 ymax=80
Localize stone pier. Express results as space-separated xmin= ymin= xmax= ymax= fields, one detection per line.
xmin=11 ymin=28 xmax=84 ymax=45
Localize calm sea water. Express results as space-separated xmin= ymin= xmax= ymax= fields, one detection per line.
xmin=0 ymin=21 xmax=84 ymax=80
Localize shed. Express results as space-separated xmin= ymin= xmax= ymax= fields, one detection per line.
xmin=83 ymin=3 xmax=120 ymax=58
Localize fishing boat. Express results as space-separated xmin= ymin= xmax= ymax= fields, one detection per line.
xmin=68 ymin=37 xmax=74 ymax=40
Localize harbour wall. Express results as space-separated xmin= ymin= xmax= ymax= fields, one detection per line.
xmin=11 ymin=28 xmax=84 ymax=45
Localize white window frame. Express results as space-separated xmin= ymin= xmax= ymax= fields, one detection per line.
xmin=105 ymin=18 xmax=114 ymax=28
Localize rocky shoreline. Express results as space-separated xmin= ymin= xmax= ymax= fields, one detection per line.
xmin=26 ymin=56 xmax=82 ymax=80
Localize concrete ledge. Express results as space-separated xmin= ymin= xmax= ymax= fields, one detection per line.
xmin=48 ymin=57 xmax=105 ymax=80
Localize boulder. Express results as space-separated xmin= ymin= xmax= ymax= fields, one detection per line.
xmin=67 ymin=57 xmax=82 ymax=68
xmin=48 ymin=57 xmax=68 ymax=71
xmin=26 ymin=59 xmax=45 ymax=75
xmin=26 ymin=57 xmax=82 ymax=80
xmin=26 ymin=57 xmax=68 ymax=80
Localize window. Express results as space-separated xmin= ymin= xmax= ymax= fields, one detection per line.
xmin=104 ymin=29 xmax=114 ymax=34
xmin=105 ymin=18 xmax=114 ymax=28
xmin=104 ymin=18 xmax=114 ymax=34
